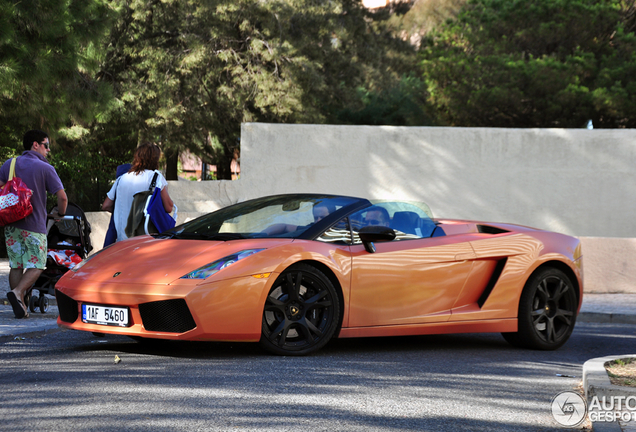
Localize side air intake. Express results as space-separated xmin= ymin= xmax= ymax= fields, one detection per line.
xmin=55 ymin=289 xmax=79 ymax=323
xmin=477 ymin=258 xmax=508 ymax=308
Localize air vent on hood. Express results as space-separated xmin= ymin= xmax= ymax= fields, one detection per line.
xmin=477 ymin=225 xmax=509 ymax=235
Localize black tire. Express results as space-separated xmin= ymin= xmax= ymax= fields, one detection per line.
xmin=260 ymin=264 xmax=341 ymax=356
xmin=38 ymin=295 xmax=49 ymax=313
xmin=502 ymin=268 xmax=578 ymax=350
xmin=28 ymin=293 xmax=38 ymax=313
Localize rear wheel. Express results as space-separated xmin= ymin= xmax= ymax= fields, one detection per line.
xmin=502 ymin=268 xmax=578 ymax=350
xmin=260 ymin=264 xmax=340 ymax=356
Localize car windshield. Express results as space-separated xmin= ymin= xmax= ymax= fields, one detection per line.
xmin=163 ymin=194 xmax=361 ymax=240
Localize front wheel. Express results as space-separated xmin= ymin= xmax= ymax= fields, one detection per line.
xmin=502 ymin=268 xmax=578 ymax=350
xmin=28 ymin=293 xmax=38 ymax=313
xmin=260 ymin=264 xmax=341 ymax=356
xmin=39 ymin=295 xmax=49 ymax=313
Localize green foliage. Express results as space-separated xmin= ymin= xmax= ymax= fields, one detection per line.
xmin=0 ymin=0 xmax=116 ymax=213
xmin=0 ymin=0 xmax=423 ymax=195
xmin=96 ymin=0 xmax=417 ymax=179
xmin=0 ymin=0 xmax=114 ymax=138
xmin=386 ymin=0 xmax=468 ymax=46
xmin=335 ymin=75 xmax=435 ymax=126
xmin=0 ymin=146 xmax=20 ymax=161
xmin=422 ymin=0 xmax=636 ymax=127
xmin=49 ymin=140 xmax=133 ymax=212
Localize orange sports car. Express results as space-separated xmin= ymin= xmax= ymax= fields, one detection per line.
xmin=55 ymin=194 xmax=583 ymax=355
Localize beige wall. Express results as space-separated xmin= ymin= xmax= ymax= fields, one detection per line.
xmin=578 ymin=237 xmax=636 ymax=293
xmin=239 ymin=124 xmax=636 ymax=238
xmin=87 ymin=123 xmax=636 ymax=293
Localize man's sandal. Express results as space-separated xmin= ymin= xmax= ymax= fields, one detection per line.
xmin=7 ymin=291 xmax=27 ymax=319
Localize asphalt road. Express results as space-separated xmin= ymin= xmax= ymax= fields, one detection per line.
xmin=1 ymin=322 xmax=634 ymax=431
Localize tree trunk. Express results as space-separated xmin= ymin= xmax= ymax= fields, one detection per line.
xmin=165 ymin=149 xmax=179 ymax=180
xmin=214 ymin=146 xmax=233 ymax=180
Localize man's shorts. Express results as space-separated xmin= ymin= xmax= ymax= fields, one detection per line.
xmin=4 ymin=226 xmax=47 ymax=270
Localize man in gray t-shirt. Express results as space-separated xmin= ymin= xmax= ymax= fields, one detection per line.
xmin=0 ymin=130 xmax=67 ymax=319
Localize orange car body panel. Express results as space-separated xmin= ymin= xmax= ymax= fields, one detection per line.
xmin=55 ymin=219 xmax=582 ymax=342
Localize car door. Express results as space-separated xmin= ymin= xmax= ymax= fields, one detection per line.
xmin=348 ymin=237 xmax=477 ymax=327
xmin=343 ymin=204 xmax=478 ymax=328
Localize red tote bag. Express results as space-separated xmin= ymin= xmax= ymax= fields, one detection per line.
xmin=0 ymin=157 xmax=33 ymax=226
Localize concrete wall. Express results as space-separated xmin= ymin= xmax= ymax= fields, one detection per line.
xmin=578 ymin=237 xmax=636 ymax=293
xmin=238 ymin=124 xmax=636 ymax=238
xmin=86 ymin=123 xmax=636 ymax=293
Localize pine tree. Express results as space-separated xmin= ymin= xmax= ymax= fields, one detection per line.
xmin=0 ymin=0 xmax=113 ymax=145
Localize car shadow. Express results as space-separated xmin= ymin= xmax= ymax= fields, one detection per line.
xmin=77 ymin=331 xmax=512 ymax=359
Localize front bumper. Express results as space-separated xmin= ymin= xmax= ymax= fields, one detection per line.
xmin=55 ymin=274 xmax=274 ymax=342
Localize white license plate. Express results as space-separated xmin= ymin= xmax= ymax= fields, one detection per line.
xmin=82 ymin=304 xmax=129 ymax=327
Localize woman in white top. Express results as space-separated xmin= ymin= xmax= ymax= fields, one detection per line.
xmin=102 ymin=142 xmax=174 ymax=242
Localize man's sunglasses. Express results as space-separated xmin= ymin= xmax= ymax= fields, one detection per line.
xmin=40 ymin=141 xmax=50 ymax=150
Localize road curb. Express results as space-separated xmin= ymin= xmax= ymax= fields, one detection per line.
xmin=583 ymin=355 xmax=636 ymax=432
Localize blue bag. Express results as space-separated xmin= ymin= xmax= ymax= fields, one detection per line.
xmin=126 ymin=171 xmax=177 ymax=238
xmin=145 ymin=184 xmax=176 ymax=234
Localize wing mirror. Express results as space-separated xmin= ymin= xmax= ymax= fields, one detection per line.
xmin=358 ymin=226 xmax=396 ymax=253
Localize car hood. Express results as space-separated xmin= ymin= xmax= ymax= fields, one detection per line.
xmin=68 ymin=236 xmax=289 ymax=285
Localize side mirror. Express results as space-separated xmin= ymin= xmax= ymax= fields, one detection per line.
xmin=358 ymin=226 xmax=396 ymax=253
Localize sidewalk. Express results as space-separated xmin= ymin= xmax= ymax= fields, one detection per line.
xmin=0 ymin=259 xmax=62 ymax=342
xmin=0 ymin=301 xmax=61 ymax=342
xmin=579 ymin=293 xmax=636 ymax=324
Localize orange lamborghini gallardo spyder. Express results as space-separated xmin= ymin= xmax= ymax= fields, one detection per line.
xmin=55 ymin=194 xmax=583 ymax=355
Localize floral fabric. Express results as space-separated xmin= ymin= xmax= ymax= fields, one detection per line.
xmin=4 ymin=226 xmax=47 ymax=269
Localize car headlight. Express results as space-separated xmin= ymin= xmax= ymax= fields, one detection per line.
xmin=180 ymin=248 xmax=266 ymax=280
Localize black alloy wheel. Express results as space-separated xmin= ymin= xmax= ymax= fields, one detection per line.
xmin=502 ymin=268 xmax=578 ymax=350
xmin=260 ymin=264 xmax=340 ymax=355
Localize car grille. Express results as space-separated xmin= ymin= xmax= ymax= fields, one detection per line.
xmin=139 ymin=299 xmax=197 ymax=333
xmin=56 ymin=289 xmax=79 ymax=323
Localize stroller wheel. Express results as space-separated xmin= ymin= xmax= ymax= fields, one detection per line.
xmin=28 ymin=293 xmax=38 ymax=313
xmin=39 ymin=295 xmax=49 ymax=313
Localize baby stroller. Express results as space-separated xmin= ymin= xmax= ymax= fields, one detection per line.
xmin=26 ymin=202 xmax=93 ymax=313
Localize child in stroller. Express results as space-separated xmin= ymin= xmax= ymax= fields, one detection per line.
xmin=26 ymin=202 xmax=92 ymax=313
